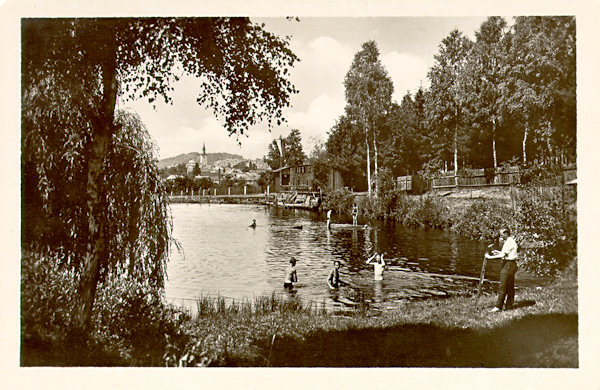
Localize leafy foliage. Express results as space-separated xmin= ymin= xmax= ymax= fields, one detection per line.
xmin=427 ymin=29 xmax=473 ymax=172
xmin=450 ymin=199 xmax=515 ymax=240
xmin=344 ymin=40 xmax=394 ymax=195
xmin=326 ymin=113 xmax=367 ymax=191
xmin=463 ymin=17 xmax=509 ymax=169
xmin=264 ymin=128 xmax=307 ymax=169
xmin=22 ymin=107 xmax=172 ymax=287
xmin=21 ymin=248 xmax=193 ymax=366
xmin=323 ymin=188 xmax=355 ymax=215
xmin=23 ymin=18 xmax=298 ymax=136
xmin=516 ymin=185 xmax=577 ymax=276
xmin=504 ymin=16 xmax=576 ymax=164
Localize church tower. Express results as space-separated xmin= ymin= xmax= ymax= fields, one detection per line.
xmin=201 ymin=142 xmax=207 ymax=166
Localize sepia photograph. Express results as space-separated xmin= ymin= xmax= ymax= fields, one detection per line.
xmin=4 ymin=0 xmax=600 ymax=388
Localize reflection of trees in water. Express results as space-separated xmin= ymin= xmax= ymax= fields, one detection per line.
xmin=373 ymin=280 xmax=383 ymax=303
xmin=364 ymin=225 xmax=373 ymax=254
xmin=449 ymin=234 xmax=458 ymax=272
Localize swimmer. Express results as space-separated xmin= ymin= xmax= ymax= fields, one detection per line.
xmin=366 ymin=253 xmax=385 ymax=281
xmin=327 ymin=260 xmax=347 ymax=289
xmin=283 ymin=257 xmax=298 ymax=290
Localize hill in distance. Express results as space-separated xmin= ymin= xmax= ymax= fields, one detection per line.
xmin=158 ymin=152 xmax=244 ymax=169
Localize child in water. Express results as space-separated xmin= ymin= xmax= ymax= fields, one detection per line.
xmin=283 ymin=257 xmax=298 ymax=290
xmin=366 ymin=253 xmax=385 ymax=281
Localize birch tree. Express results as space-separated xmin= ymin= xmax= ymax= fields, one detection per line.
xmin=344 ymin=41 xmax=393 ymax=197
xmin=427 ymin=30 xmax=472 ymax=179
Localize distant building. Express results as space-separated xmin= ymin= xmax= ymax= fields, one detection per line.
xmin=186 ymin=159 xmax=198 ymax=175
xmin=253 ymin=159 xmax=269 ymax=171
xmin=271 ymin=164 xmax=344 ymax=192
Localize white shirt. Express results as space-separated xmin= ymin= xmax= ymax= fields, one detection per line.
xmin=500 ymin=236 xmax=518 ymax=260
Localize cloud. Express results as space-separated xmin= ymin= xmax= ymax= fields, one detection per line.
xmin=288 ymin=36 xmax=354 ymax=107
xmin=286 ymin=94 xmax=346 ymax=154
xmin=381 ymin=51 xmax=431 ymax=102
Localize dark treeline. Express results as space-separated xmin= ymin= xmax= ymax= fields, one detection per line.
xmin=325 ymin=16 xmax=575 ymax=191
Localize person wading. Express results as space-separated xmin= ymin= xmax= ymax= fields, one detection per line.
xmin=283 ymin=257 xmax=298 ymax=290
xmin=327 ymin=260 xmax=347 ymax=289
xmin=366 ymin=253 xmax=385 ymax=281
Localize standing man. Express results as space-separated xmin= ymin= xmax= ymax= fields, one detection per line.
xmin=485 ymin=228 xmax=518 ymax=312
xmin=326 ymin=209 xmax=332 ymax=230
xmin=352 ymin=204 xmax=359 ymax=226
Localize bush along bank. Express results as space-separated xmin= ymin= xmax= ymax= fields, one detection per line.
xmin=322 ymin=185 xmax=576 ymax=278
xmin=21 ymin=248 xmax=194 ymax=366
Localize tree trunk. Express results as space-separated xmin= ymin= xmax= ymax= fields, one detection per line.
xmin=492 ymin=116 xmax=498 ymax=169
xmin=453 ymin=127 xmax=458 ymax=187
xmin=373 ymin=128 xmax=379 ymax=198
xmin=365 ymin=129 xmax=372 ymax=197
xmin=74 ymin=50 xmax=118 ymax=339
xmin=454 ymin=105 xmax=458 ymax=187
xmin=522 ymin=123 xmax=528 ymax=164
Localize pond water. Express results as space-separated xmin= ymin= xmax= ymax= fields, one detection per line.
xmin=165 ymin=203 xmax=541 ymax=311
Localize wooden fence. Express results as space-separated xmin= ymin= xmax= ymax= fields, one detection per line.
xmin=431 ymin=167 xmax=522 ymax=189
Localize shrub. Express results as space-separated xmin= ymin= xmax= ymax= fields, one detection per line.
xmin=92 ymin=277 xmax=193 ymax=366
xmin=401 ymin=196 xmax=450 ymax=229
xmin=323 ymin=187 xmax=355 ymax=215
xmin=451 ymin=199 xmax=516 ymax=241
xmin=21 ymin=248 xmax=78 ymax=347
xmin=515 ymin=186 xmax=577 ymax=276
xmin=357 ymin=193 xmax=383 ymax=219
xmin=21 ymin=247 xmax=193 ymax=366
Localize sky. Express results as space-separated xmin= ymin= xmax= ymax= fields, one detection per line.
xmin=121 ymin=17 xmax=490 ymax=161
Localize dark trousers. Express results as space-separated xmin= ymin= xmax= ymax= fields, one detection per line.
xmin=496 ymin=260 xmax=518 ymax=310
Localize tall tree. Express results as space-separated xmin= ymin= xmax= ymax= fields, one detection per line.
xmin=413 ymin=86 xmax=432 ymax=168
xmin=265 ymin=139 xmax=285 ymax=169
xmin=22 ymin=17 xmax=298 ymax=338
xmin=326 ymin=113 xmax=367 ymax=191
xmin=384 ymin=97 xmax=420 ymax=176
xmin=427 ymin=29 xmax=473 ymax=178
xmin=344 ymin=40 xmax=394 ymax=197
xmin=464 ymin=17 xmax=509 ymax=169
xmin=285 ymin=128 xmax=307 ymax=166
xmin=264 ymin=128 xmax=306 ymax=169
xmin=307 ymin=136 xmax=330 ymax=190
xmin=504 ymin=16 xmax=576 ymax=165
